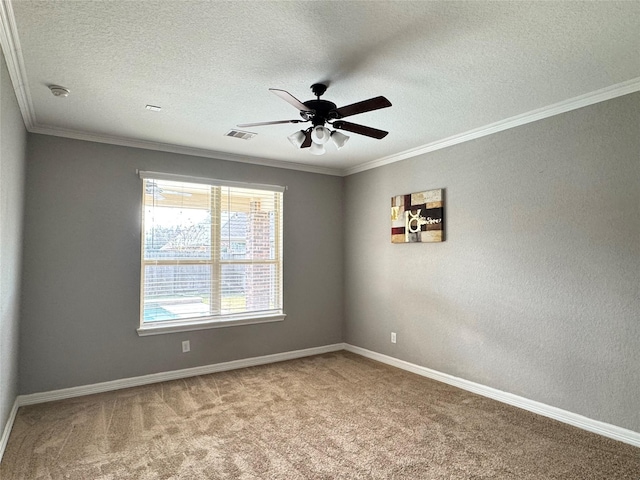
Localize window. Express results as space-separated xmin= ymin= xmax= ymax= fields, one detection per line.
xmin=137 ymin=171 xmax=285 ymax=335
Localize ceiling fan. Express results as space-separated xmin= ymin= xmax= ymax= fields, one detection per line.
xmin=237 ymin=83 xmax=392 ymax=155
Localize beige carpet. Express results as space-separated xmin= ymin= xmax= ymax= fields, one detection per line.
xmin=1 ymin=351 xmax=638 ymax=479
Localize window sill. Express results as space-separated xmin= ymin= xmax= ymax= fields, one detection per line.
xmin=137 ymin=312 xmax=286 ymax=336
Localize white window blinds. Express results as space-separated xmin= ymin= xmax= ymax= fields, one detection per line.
xmin=139 ymin=172 xmax=284 ymax=327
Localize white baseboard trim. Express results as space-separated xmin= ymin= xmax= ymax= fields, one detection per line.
xmin=344 ymin=344 xmax=640 ymax=448
xmin=17 ymin=343 xmax=346 ymax=407
xmin=0 ymin=398 xmax=20 ymax=463
xmin=9 ymin=343 xmax=639 ymax=451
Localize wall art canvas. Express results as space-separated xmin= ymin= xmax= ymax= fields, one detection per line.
xmin=391 ymin=189 xmax=444 ymax=243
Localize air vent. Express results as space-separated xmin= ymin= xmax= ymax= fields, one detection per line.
xmin=225 ymin=129 xmax=256 ymax=140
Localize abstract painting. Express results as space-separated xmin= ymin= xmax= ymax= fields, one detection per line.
xmin=391 ymin=189 xmax=444 ymax=243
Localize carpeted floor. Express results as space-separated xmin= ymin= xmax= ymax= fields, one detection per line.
xmin=1 ymin=351 xmax=639 ymax=479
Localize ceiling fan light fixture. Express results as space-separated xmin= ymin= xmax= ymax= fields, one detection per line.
xmin=287 ymin=130 xmax=307 ymax=148
xmin=311 ymin=125 xmax=330 ymax=145
xmin=309 ymin=142 xmax=326 ymax=155
xmin=330 ymin=130 xmax=349 ymax=150
xmin=240 ymin=84 xmax=392 ymax=155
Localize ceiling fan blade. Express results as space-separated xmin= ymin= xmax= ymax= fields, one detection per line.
xmin=333 ymin=96 xmax=392 ymax=119
xmin=269 ymin=89 xmax=313 ymax=112
xmin=237 ymin=119 xmax=303 ymax=127
xmin=300 ymin=129 xmax=313 ymax=148
xmin=333 ymin=120 xmax=388 ymax=139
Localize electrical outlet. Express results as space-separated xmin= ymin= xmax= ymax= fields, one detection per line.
xmin=391 ymin=332 xmax=397 ymax=344
xmin=182 ymin=340 xmax=190 ymax=353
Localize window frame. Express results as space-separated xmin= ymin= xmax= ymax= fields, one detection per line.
xmin=136 ymin=171 xmax=286 ymax=336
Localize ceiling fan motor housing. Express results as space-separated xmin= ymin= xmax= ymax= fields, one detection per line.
xmin=302 ymin=99 xmax=338 ymax=126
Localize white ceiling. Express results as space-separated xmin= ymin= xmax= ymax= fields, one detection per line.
xmin=2 ymin=1 xmax=639 ymax=176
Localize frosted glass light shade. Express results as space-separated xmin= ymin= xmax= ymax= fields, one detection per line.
xmin=309 ymin=142 xmax=326 ymax=155
xmin=330 ymin=130 xmax=349 ymax=149
xmin=287 ymin=130 xmax=307 ymax=148
xmin=311 ymin=125 xmax=330 ymax=145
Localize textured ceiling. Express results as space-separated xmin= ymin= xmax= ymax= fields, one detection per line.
xmin=3 ymin=1 xmax=640 ymax=175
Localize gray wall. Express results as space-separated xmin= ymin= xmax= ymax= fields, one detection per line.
xmin=10 ymin=85 xmax=640 ymax=436
xmin=0 ymin=53 xmax=27 ymax=434
xmin=19 ymin=135 xmax=344 ymax=394
xmin=344 ymin=93 xmax=640 ymax=432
